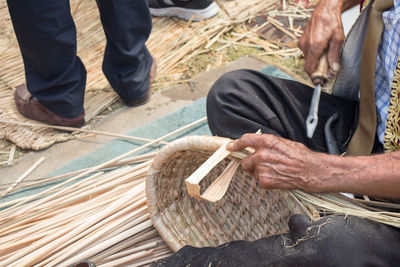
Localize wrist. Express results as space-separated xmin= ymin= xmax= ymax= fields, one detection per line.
xmin=311 ymin=153 xmax=362 ymax=193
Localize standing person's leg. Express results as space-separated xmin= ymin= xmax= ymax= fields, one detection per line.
xmin=206 ymin=69 xmax=358 ymax=153
xmin=96 ymin=0 xmax=155 ymax=106
xmin=7 ymin=0 xmax=86 ymax=126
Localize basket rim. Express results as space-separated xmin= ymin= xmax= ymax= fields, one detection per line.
xmin=146 ymin=135 xmax=231 ymax=251
xmin=145 ymin=135 xmax=310 ymax=251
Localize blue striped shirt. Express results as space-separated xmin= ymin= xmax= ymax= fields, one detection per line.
xmin=375 ymin=0 xmax=400 ymax=144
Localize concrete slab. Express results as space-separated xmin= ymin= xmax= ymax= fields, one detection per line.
xmin=0 ymin=56 xmax=267 ymax=184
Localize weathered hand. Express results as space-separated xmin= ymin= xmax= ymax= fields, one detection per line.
xmin=227 ymin=134 xmax=327 ymax=192
xmin=298 ymin=0 xmax=345 ymax=76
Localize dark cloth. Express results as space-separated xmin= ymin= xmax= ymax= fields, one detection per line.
xmin=153 ymin=215 xmax=400 ymax=267
xmin=152 ymin=70 xmax=399 ymax=266
xmin=206 ymin=69 xmax=359 ymax=153
xmin=7 ymin=0 xmax=153 ymax=118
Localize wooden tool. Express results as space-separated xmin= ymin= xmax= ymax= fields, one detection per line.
xmin=306 ymin=54 xmax=329 ymax=138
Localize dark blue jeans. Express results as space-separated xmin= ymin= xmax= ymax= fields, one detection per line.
xmin=7 ymin=0 xmax=153 ymax=118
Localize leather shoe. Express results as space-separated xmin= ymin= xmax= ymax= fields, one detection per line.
xmin=14 ymin=84 xmax=85 ymax=127
xmin=125 ymin=56 xmax=157 ymax=107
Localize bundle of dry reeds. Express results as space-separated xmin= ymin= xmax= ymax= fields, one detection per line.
xmin=0 ymin=160 xmax=172 ymax=266
xmin=0 ymin=118 xmax=207 ymax=266
xmin=0 ymin=0 xmax=313 ymax=150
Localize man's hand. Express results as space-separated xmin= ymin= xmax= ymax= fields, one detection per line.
xmin=227 ymin=134 xmax=327 ymax=192
xmin=298 ymin=0 xmax=358 ymax=77
xmin=227 ymin=134 xmax=400 ymax=199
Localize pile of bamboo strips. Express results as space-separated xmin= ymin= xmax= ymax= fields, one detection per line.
xmin=0 ymin=0 xmax=313 ymax=151
xmin=0 ymin=159 xmax=172 ymax=266
xmin=1 ymin=117 xmax=400 ymax=265
xmin=0 ymin=118 xmax=206 ymax=266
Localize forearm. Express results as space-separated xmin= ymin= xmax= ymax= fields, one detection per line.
xmin=316 ymin=151 xmax=400 ymax=199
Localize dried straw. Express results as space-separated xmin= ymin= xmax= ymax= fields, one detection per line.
xmin=0 ymin=0 xmax=312 ymax=150
xmin=0 ymin=156 xmax=45 ymax=200
xmin=0 ymin=118 xmax=212 ymax=266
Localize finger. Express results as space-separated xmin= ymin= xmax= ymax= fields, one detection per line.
xmin=240 ymin=155 xmax=257 ymax=176
xmin=226 ymin=140 xmax=243 ymax=152
xmin=327 ymin=28 xmax=344 ymax=73
xmin=226 ymin=133 xmax=262 ymax=151
xmin=303 ymin=44 xmax=326 ymax=76
xmin=258 ymin=176 xmax=297 ymax=190
xmin=297 ymin=34 xmax=307 ymax=54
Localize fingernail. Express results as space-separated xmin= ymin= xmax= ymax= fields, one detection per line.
xmin=332 ymin=62 xmax=341 ymax=72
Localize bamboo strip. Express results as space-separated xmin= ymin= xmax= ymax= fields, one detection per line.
xmin=0 ymin=168 xmax=132 ymax=231
xmin=355 ymin=199 xmax=400 ymax=210
xmin=185 ymin=141 xmax=231 ymax=199
xmin=0 ymin=152 xmax=156 ymax=193
xmin=0 ymin=174 xmax=112 ymax=243
xmin=96 ymin=249 xmax=154 ymax=267
xmin=7 ymin=144 xmax=15 ymax=165
xmin=200 ymin=159 xmax=241 ymax=202
xmin=0 ymin=157 xmax=45 ymax=200
xmin=0 ymin=120 xmax=169 ymax=145
xmin=217 ymin=22 xmax=269 ymax=51
xmin=0 ymin=173 xmax=131 ymax=245
xmin=41 ymin=201 xmax=148 ymax=266
xmin=0 ymin=175 xmax=146 ymax=238
xmin=293 ymin=191 xmax=400 ymax=228
xmin=0 ymin=167 xmax=131 ymax=227
xmin=90 ymin=229 xmax=159 ymax=263
xmin=0 ymin=116 xmax=207 ymax=221
xmin=217 ymin=39 xmax=265 ymax=49
xmin=98 ymin=241 xmax=159 ymax=263
xmin=0 ymin=157 xmax=144 ymax=221
xmin=61 ymin=220 xmax=153 ymax=267
xmin=267 ymin=17 xmax=297 ymax=39
xmin=5 ymin=183 xmax=147 ymax=266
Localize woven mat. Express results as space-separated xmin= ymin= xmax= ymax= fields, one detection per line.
xmin=0 ymin=0 xmax=307 ymax=150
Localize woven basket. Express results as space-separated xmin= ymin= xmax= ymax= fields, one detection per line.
xmin=146 ymin=135 xmax=309 ymax=252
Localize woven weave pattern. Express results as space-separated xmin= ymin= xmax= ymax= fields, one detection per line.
xmin=384 ymin=57 xmax=400 ymax=151
xmin=147 ymin=136 xmax=306 ymax=251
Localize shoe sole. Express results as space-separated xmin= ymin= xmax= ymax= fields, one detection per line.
xmin=150 ymin=2 xmax=220 ymax=21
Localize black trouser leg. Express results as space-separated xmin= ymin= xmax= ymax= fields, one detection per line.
xmin=7 ymin=0 xmax=86 ymax=118
xmin=96 ymin=0 xmax=153 ymax=103
xmin=206 ymin=70 xmax=358 ymax=153
xmin=192 ymin=70 xmax=397 ymax=266
xmin=153 ymin=215 xmax=400 ymax=267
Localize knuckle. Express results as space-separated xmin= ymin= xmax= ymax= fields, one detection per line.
xmin=240 ymin=159 xmax=250 ymax=171
xmin=333 ymin=33 xmax=344 ymax=43
xmin=259 ymin=178 xmax=270 ymax=188
xmin=258 ymin=150 xmax=269 ymax=161
xmin=242 ymin=133 xmax=252 ymax=139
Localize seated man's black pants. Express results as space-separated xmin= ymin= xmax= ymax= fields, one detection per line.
xmin=207 ymin=69 xmax=358 ymax=153
xmin=7 ymin=0 xmax=153 ymax=118
xmin=153 ymin=70 xmax=400 ymax=267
